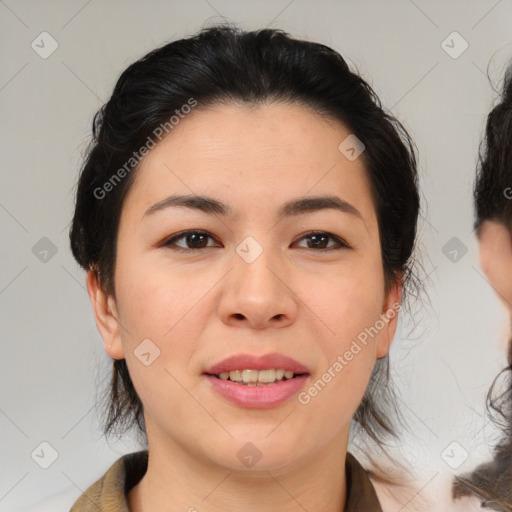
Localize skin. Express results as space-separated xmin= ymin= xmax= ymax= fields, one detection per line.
xmin=478 ymin=220 xmax=512 ymax=311
xmin=478 ymin=219 xmax=512 ymax=359
xmin=87 ymin=102 xmax=401 ymax=512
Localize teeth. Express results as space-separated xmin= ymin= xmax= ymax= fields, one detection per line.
xmin=241 ymin=369 xmax=259 ymax=383
xmin=257 ymin=369 xmax=276 ymax=383
xmin=230 ymin=370 xmax=242 ymax=382
xmin=216 ymin=369 xmax=298 ymax=384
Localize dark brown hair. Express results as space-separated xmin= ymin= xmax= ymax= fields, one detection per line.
xmin=69 ymin=24 xmax=420 ymax=454
xmin=452 ymin=63 xmax=512 ymax=512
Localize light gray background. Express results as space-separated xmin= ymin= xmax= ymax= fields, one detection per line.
xmin=1 ymin=0 xmax=512 ymax=510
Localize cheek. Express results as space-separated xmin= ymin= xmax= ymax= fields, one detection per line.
xmin=301 ymin=262 xmax=385 ymax=349
xmin=297 ymin=322 xmax=376 ymax=443
xmin=113 ymin=265 xmax=205 ymax=422
xmin=116 ymin=277 xmax=176 ymax=341
xmin=114 ymin=253 xmax=209 ymax=342
xmin=294 ymin=266 xmax=384 ymax=428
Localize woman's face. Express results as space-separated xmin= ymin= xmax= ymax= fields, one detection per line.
xmin=478 ymin=219 xmax=512 ymax=310
xmin=88 ymin=102 xmax=400 ymax=472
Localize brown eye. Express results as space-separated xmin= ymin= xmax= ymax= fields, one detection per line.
xmin=163 ymin=230 xmax=218 ymax=251
xmin=305 ymin=233 xmax=330 ymax=249
xmin=295 ymin=231 xmax=349 ymax=251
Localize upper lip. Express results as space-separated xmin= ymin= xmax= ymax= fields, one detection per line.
xmin=204 ymin=353 xmax=310 ymax=375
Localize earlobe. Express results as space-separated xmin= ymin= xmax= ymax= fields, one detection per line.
xmin=86 ymin=269 xmax=125 ymax=359
xmin=376 ymin=279 xmax=402 ymax=359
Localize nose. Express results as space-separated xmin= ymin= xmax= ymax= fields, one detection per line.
xmin=217 ymin=247 xmax=298 ymax=330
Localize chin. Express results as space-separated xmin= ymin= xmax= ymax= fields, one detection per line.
xmin=206 ymin=438 xmax=305 ymax=474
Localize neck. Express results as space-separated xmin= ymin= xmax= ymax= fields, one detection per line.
xmin=128 ymin=428 xmax=349 ymax=512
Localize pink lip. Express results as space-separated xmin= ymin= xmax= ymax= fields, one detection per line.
xmin=204 ymin=353 xmax=310 ymax=375
xmin=203 ymin=353 xmax=311 ymax=409
xmin=204 ymin=374 xmax=310 ymax=409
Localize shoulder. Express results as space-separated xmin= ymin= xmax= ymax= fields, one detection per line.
xmin=69 ymin=450 xmax=148 ymax=511
xmin=345 ymin=452 xmax=385 ymax=511
xmin=13 ymin=454 xmax=146 ymax=512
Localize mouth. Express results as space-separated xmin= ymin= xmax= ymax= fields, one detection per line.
xmin=202 ymin=353 xmax=311 ymax=408
xmin=205 ymin=368 xmax=308 ymax=386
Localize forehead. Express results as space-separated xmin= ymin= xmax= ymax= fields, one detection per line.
xmin=152 ymin=101 xmax=351 ymax=165
xmin=124 ymin=102 xmax=377 ymax=225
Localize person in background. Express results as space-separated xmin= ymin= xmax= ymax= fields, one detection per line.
xmin=452 ymin=63 xmax=512 ymax=512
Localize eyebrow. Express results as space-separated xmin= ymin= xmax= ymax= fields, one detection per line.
xmin=143 ymin=194 xmax=364 ymax=222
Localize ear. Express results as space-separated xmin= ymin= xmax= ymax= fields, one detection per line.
xmin=376 ymin=277 xmax=402 ymax=359
xmin=86 ymin=269 xmax=125 ymax=359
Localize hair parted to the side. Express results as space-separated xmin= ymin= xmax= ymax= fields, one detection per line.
xmin=452 ymin=63 xmax=512 ymax=512
xmin=69 ymin=24 xmax=421 ymax=465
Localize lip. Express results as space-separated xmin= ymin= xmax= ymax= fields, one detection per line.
xmin=203 ymin=353 xmax=311 ymax=409
xmin=204 ymin=352 xmax=310 ymax=375
xmin=204 ymin=374 xmax=310 ymax=409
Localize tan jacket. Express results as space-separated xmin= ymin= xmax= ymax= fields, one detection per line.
xmin=70 ymin=450 xmax=383 ymax=511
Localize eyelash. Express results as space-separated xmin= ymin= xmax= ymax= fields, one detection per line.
xmin=161 ymin=229 xmax=350 ymax=253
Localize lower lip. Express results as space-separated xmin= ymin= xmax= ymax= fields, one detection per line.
xmin=204 ymin=375 xmax=310 ymax=409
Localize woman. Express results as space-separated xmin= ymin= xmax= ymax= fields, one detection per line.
xmin=452 ymin=64 xmax=512 ymax=512
xmin=69 ymin=25 xmax=420 ymax=511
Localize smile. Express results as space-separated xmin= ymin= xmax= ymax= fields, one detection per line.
xmin=214 ymin=369 xmax=302 ymax=385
